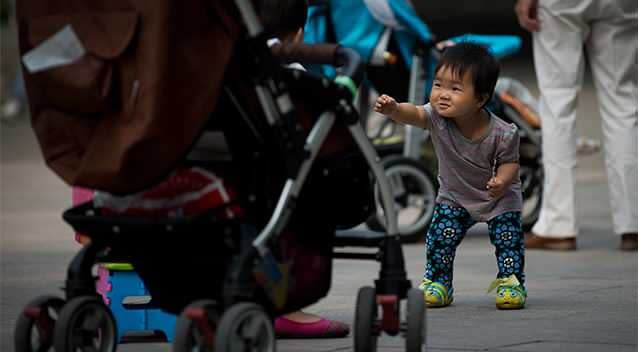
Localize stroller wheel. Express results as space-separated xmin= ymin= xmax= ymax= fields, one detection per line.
xmin=215 ymin=303 xmax=275 ymax=352
xmin=404 ymin=288 xmax=426 ymax=352
xmin=14 ymin=295 xmax=65 ymax=352
xmin=367 ymin=156 xmax=437 ymax=243
xmin=53 ymin=296 xmax=117 ymax=352
xmin=520 ymin=164 xmax=543 ymax=231
xmin=354 ymin=286 xmax=378 ymax=352
xmin=173 ymin=300 xmax=219 ymax=352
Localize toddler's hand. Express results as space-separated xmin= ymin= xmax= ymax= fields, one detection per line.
xmin=487 ymin=177 xmax=506 ymax=199
xmin=374 ymin=94 xmax=398 ymax=115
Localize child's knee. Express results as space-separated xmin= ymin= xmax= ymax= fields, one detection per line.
xmin=427 ymin=223 xmax=464 ymax=248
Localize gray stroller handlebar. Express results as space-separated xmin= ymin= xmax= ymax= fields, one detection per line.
xmin=270 ymin=42 xmax=364 ymax=85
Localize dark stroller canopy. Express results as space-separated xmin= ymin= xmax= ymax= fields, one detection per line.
xmin=17 ymin=0 xmax=241 ymax=194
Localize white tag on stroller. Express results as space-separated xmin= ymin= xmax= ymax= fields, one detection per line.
xmin=22 ymin=25 xmax=86 ymax=73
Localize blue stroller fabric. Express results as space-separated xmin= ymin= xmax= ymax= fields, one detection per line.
xmin=305 ymin=0 xmax=433 ymax=78
xmin=305 ymin=0 xmax=522 ymax=101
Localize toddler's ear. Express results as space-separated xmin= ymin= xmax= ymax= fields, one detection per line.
xmin=477 ymin=93 xmax=490 ymax=107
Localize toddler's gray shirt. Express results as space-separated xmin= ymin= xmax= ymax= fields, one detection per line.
xmin=423 ymin=103 xmax=522 ymax=221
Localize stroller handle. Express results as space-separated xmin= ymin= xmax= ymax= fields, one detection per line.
xmin=334 ymin=46 xmax=364 ymax=85
xmin=270 ymin=43 xmax=364 ymax=85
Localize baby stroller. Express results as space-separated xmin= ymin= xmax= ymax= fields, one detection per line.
xmin=14 ymin=1 xmax=425 ymax=352
xmin=304 ymin=0 xmax=544 ymax=240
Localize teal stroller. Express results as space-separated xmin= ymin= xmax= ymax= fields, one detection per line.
xmin=304 ymin=0 xmax=544 ymax=241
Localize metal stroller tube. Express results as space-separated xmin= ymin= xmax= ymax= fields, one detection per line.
xmin=234 ymin=0 xmax=263 ymax=37
xmin=334 ymin=46 xmax=364 ymax=84
xmin=404 ymin=43 xmax=440 ymax=159
xmin=252 ymin=111 xmax=338 ymax=253
xmin=404 ymin=45 xmax=429 ymax=159
xmin=270 ymin=43 xmax=364 ymax=87
xmin=231 ymin=4 xmax=410 ymax=347
xmin=270 ymin=43 xmax=364 ymax=98
xmin=250 ymin=45 xmax=398 ymax=253
xmin=252 ymin=112 xmax=401 ymax=253
xmin=348 ymin=122 xmax=399 ymax=236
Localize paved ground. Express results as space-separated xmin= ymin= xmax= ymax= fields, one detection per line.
xmin=1 ymin=57 xmax=636 ymax=352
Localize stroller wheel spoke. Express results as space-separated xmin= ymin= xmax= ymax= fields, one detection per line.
xmin=389 ymin=174 xmax=407 ymax=196
xmin=81 ymin=310 xmax=104 ymax=332
xmin=406 ymin=194 xmax=424 ymax=207
xmin=174 ymin=300 xmax=218 ymax=352
xmin=216 ymin=303 xmax=274 ymax=352
xmin=70 ymin=330 xmax=86 ymax=349
xmin=83 ymin=345 xmax=99 ymax=352
xmin=54 ymin=297 xmax=116 ymax=352
xmin=240 ymin=316 xmax=262 ymax=340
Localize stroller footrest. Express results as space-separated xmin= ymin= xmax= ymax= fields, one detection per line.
xmin=97 ymin=265 xmax=176 ymax=342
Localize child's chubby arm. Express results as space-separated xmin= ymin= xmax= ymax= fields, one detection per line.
xmin=487 ymin=163 xmax=519 ymax=199
xmin=374 ymin=94 xmax=429 ymax=129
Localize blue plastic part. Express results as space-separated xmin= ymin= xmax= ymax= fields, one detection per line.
xmin=102 ymin=267 xmax=176 ymax=342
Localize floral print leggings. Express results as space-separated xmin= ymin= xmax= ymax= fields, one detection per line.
xmin=425 ymin=203 xmax=525 ymax=289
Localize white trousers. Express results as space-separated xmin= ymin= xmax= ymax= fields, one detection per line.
xmin=531 ymin=0 xmax=638 ymax=237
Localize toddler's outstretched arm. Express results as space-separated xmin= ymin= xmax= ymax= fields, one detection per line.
xmin=374 ymin=94 xmax=429 ymax=129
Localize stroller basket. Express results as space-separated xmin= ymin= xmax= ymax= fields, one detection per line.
xmin=62 ymin=202 xmax=245 ymax=314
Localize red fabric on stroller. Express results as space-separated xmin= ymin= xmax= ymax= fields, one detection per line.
xmin=93 ymin=167 xmax=241 ymax=219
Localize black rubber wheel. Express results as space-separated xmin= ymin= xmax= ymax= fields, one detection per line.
xmin=520 ymin=164 xmax=543 ymax=231
xmin=53 ymin=296 xmax=117 ymax=352
xmin=14 ymin=295 xmax=65 ymax=352
xmin=215 ymin=303 xmax=275 ymax=352
xmin=354 ymin=286 xmax=378 ymax=352
xmin=405 ymin=288 xmax=426 ymax=352
xmin=173 ymin=299 xmax=219 ymax=352
xmin=367 ymin=156 xmax=437 ymax=243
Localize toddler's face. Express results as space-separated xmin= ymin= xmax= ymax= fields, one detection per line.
xmin=429 ymin=65 xmax=485 ymax=119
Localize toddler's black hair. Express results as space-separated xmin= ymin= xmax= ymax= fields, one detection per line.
xmin=259 ymin=0 xmax=308 ymax=39
xmin=435 ymin=42 xmax=500 ymax=106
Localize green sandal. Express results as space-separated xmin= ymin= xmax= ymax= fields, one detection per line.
xmin=488 ymin=274 xmax=527 ymax=310
xmin=419 ymin=279 xmax=453 ymax=308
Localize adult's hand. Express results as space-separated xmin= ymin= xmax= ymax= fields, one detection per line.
xmin=515 ymin=0 xmax=540 ymax=32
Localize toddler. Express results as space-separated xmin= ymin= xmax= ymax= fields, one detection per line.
xmin=375 ymin=42 xmax=526 ymax=309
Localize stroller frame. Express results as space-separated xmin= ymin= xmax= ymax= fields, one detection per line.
xmin=12 ymin=1 xmax=426 ymax=352
xmin=215 ymin=4 xmax=423 ymax=339
xmin=55 ymin=0 xmax=409 ymax=308
xmin=235 ymin=0 xmax=411 ymax=302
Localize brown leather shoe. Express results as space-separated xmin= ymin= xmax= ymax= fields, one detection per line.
xmin=620 ymin=233 xmax=638 ymax=251
xmin=524 ymin=232 xmax=577 ymax=250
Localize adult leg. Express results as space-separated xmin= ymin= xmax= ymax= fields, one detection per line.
xmin=530 ymin=0 xmax=591 ymax=239
xmin=424 ymin=203 xmax=475 ymax=289
xmin=585 ymin=1 xmax=638 ymax=239
xmin=488 ymin=212 xmax=525 ymax=285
